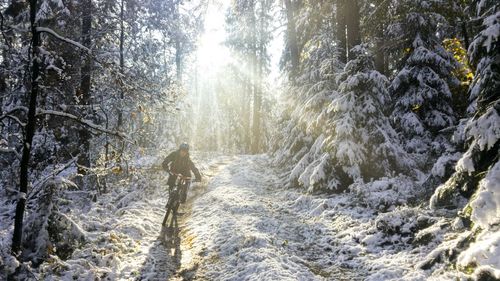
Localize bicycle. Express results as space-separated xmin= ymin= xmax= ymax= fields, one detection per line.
xmin=161 ymin=172 xmax=191 ymax=246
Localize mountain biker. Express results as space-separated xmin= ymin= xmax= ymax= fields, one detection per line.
xmin=162 ymin=143 xmax=201 ymax=203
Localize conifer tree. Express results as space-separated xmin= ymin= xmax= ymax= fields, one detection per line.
xmin=323 ymin=45 xmax=412 ymax=190
xmin=431 ymin=0 xmax=499 ymax=209
xmin=389 ymin=0 xmax=459 ymax=159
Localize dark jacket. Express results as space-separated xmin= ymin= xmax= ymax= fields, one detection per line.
xmin=162 ymin=150 xmax=201 ymax=180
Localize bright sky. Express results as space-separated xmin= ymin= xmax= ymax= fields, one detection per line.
xmin=195 ymin=0 xmax=283 ymax=83
xmin=196 ymin=1 xmax=231 ymax=73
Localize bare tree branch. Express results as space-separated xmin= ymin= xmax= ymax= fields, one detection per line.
xmin=36 ymin=27 xmax=91 ymax=54
xmin=0 ymin=107 xmax=28 ymax=126
xmin=36 ymin=109 xmax=130 ymax=140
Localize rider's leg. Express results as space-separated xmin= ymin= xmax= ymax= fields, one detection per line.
xmin=167 ymin=175 xmax=176 ymax=196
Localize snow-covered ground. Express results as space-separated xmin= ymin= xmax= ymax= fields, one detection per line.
xmin=176 ymin=155 xmax=467 ymax=280
xmin=1 ymin=154 xmax=493 ymax=280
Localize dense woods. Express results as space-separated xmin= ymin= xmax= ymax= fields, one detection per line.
xmin=0 ymin=0 xmax=498 ymax=279
xmin=273 ymin=0 xmax=498 ymax=278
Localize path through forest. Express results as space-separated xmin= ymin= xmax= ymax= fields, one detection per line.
xmin=131 ymin=154 xmax=436 ymax=280
xmin=36 ymin=154 xmax=437 ymax=280
xmin=137 ymin=154 xmax=369 ymax=280
xmin=170 ymin=155 xmax=362 ymax=280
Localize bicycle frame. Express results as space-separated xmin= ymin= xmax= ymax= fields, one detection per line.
xmin=161 ymin=173 xmax=191 ymax=230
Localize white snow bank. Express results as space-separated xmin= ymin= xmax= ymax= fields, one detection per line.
xmin=469 ymin=160 xmax=500 ymax=229
xmin=458 ymin=231 xmax=500 ymax=279
xmin=455 ymin=161 xmax=500 ymax=279
xmin=349 ymin=176 xmax=418 ymax=210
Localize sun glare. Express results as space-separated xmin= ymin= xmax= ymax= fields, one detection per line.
xmin=196 ymin=4 xmax=231 ymax=73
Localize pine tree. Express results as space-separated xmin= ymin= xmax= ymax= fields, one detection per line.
xmin=431 ymin=0 xmax=499 ymax=209
xmin=389 ymin=0 xmax=459 ymax=159
xmin=323 ymin=45 xmax=412 ymax=191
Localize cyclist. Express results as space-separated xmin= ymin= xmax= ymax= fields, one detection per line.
xmin=162 ymin=143 xmax=201 ymax=203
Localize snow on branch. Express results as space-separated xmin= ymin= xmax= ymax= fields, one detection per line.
xmin=0 ymin=146 xmax=21 ymax=158
xmin=36 ymin=27 xmax=91 ymax=54
xmin=28 ymin=157 xmax=78 ymax=201
xmin=0 ymin=106 xmax=28 ymax=127
xmin=0 ymin=114 xmax=26 ymax=127
xmin=36 ymin=109 xmax=129 ymax=140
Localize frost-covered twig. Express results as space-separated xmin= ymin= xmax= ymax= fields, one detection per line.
xmin=0 ymin=106 xmax=28 ymax=119
xmin=0 ymin=146 xmax=21 ymax=158
xmin=27 ymin=157 xmax=78 ymax=200
xmin=0 ymin=114 xmax=26 ymax=127
xmin=36 ymin=27 xmax=90 ymax=54
xmin=0 ymin=107 xmax=28 ymax=127
xmin=36 ymin=109 xmax=129 ymax=140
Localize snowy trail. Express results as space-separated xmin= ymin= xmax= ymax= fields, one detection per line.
xmin=178 ymin=155 xmax=363 ymax=280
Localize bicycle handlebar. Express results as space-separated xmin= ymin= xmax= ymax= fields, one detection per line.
xmin=169 ymin=171 xmax=192 ymax=180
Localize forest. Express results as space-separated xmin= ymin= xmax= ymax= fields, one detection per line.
xmin=0 ymin=0 xmax=498 ymax=280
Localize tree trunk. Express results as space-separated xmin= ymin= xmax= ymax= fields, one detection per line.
xmin=77 ymin=0 xmax=92 ymax=173
xmin=252 ymin=1 xmax=265 ymax=154
xmin=374 ymin=38 xmax=384 ymax=73
xmin=284 ymin=0 xmax=299 ymax=76
xmin=117 ymin=0 xmax=125 ymax=131
xmin=244 ymin=76 xmax=252 ymax=153
xmin=345 ymin=0 xmax=360 ymax=60
xmin=175 ymin=39 xmax=182 ymax=83
xmin=11 ymin=0 xmax=41 ymax=256
xmin=249 ymin=0 xmax=261 ymax=154
xmin=374 ymin=23 xmax=385 ymax=74
xmin=336 ymin=0 xmax=347 ymax=63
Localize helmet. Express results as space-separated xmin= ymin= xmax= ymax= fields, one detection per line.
xmin=179 ymin=142 xmax=189 ymax=151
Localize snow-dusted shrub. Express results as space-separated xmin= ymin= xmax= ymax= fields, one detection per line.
xmin=430 ymin=152 xmax=462 ymax=179
xmin=0 ymin=248 xmax=20 ymax=278
xmin=22 ymin=178 xmax=83 ymax=265
xmin=458 ymin=230 xmax=500 ymax=279
xmin=374 ymin=207 xmax=419 ymax=237
xmin=430 ymin=180 xmax=469 ymax=210
xmin=362 ymin=207 xmax=434 ymax=250
xmin=468 ymin=160 xmax=500 ymax=229
xmin=349 ymin=176 xmax=419 ymax=211
xmin=369 ymin=207 xmax=447 ymax=252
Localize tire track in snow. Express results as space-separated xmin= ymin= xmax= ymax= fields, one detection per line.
xmin=136 ymin=155 xmax=235 ymax=281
